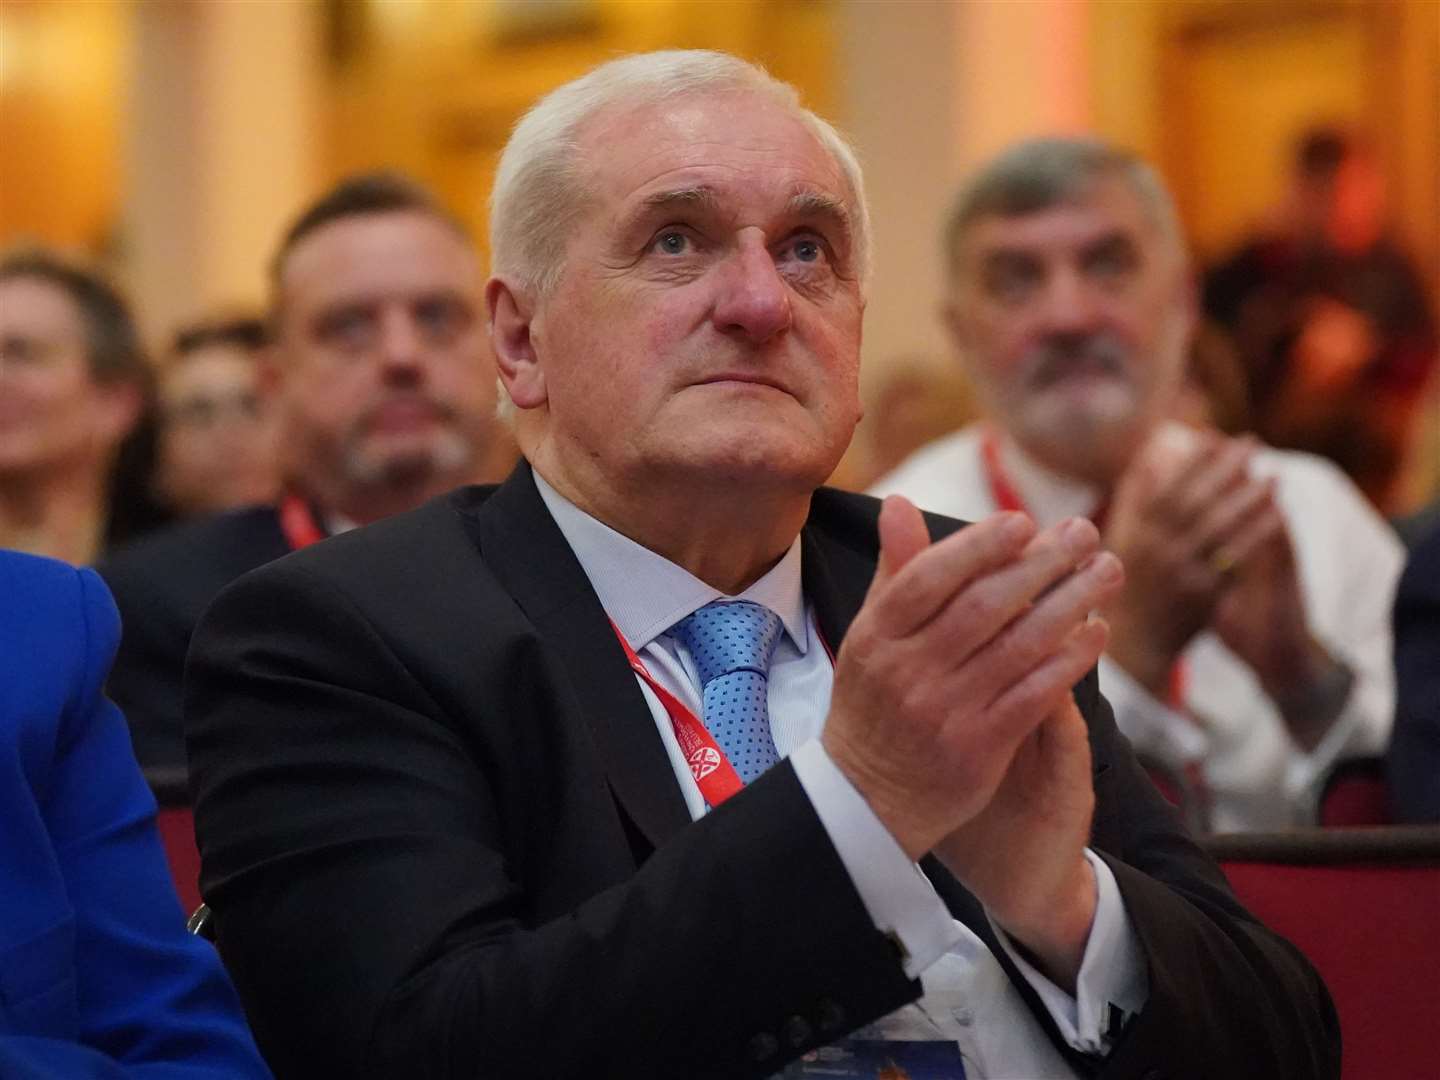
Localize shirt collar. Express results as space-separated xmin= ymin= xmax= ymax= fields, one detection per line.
xmin=532 ymin=469 xmax=810 ymax=654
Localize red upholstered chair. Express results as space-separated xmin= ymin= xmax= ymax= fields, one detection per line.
xmin=1318 ymin=756 xmax=1393 ymax=827
xmin=1205 ymin=827 xmax=1440 ymax=1080
xmin=145 ymin=767 xmax=203 ymax=916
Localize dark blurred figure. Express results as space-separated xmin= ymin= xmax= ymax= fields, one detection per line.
xmin=154 ymin=315 xmax=280 ymax=517
xmin=1387 ymin=515 xmax=1440 ymax=823
xmin=1204 ymin=126 xmax=1438 ymax=513
xmin=0 ymin=548 xmax=271 ymax=1077
xmin=0 ymin=250 xmax=148 ymax=565
xmin=99 ymin=172 xmax=512 ymax=774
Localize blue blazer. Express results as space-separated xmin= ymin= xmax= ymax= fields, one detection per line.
xmin=0 ymin=549 xmax=269 ymax=1077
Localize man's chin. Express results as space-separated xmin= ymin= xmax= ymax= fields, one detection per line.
xmin=344 ymin=434 xmax=473 ymax=490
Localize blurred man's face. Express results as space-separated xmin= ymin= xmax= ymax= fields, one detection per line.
xmin=273 ymin=211 xmax=495 ymax=510
xmin=507 ymin=89 xmax=865 ymax=500
xmin=0 ymin=275 xmax=137 ymax=478
xmin=157 ymin=344 xmax=280 ymax=514
xmin=945 ymin=177 xmax=1193 ymax=483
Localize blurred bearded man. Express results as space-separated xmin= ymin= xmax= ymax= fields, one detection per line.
xmin=873 ymin=137 xmax=1403 ymax=831
xmin=100 ymin=172 xmax=513 ymax=775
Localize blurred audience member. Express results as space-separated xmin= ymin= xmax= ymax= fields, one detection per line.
xmin=872 ymin=137 xmax=1404 ymax=831
xmin=1204 ymin=126 xmax=1438 ymax=512
xmin=0 ymin=250 xmax=146 ymax=565
xmin=100 ymin=172 xmax=513 ymax=774
xmin=860 ymin=356 xmax=978 ymax=489
xmin=0 ymin=548 xmax=270 ymax=1077
xmin=154 ymin=315 xmax=280 ymax=517
xmin=1387 ymin=517 xmax=1440 ymax=823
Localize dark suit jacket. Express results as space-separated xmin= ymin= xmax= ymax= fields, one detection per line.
xmin=1388 ymin=519 xmax=1440 ymax=822
xmin=98 ymin=506 xmax=291 ymax=774
xmin=185 ymin=464 xmax=1338 ymax=1079
xmin=0 ymin=550 xmax=270 ymax=1077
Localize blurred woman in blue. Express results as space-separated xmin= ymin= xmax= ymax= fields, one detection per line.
xmin=0 ymin=548 xmax=270 ymax=1077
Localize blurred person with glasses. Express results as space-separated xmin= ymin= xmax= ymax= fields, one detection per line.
xmin=153 ymin=315 xmax=280 ymax=518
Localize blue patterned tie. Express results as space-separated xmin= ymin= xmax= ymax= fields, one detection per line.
xmin=671 ymin=600 xmax=784 ymax=785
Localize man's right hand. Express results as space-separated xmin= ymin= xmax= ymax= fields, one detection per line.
xmin=822 ymin=495 xmax=1121 ymax=864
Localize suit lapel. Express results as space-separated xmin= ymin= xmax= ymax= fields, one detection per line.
xmin=463 ymin=462 xmax=691 ymax=851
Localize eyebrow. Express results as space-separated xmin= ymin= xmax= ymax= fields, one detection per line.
xmin=620 ymin=185 xmax=854 ymax=246
xmin=787 ymin=189 xmax=854 ymax=248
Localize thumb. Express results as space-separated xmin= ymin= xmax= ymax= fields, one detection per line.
xmin=877 ymin=495 xmax=931 ymax=579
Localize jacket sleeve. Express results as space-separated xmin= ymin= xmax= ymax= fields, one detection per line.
xmin=1388 ymin=536 xmax=1440 ymax=823
xmin=2 ymin=565 xmax=270 ymax=1078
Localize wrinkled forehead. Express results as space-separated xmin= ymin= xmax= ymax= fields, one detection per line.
xmin=574 ymin=89 xmax=855 ymax=219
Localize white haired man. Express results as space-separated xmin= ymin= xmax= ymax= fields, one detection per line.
xmin=185 ymin=53 xmax=1337 ymax=1078
xmin=872 ymin=138 xmax=1403 ymax=832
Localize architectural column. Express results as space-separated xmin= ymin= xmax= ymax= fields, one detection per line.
xmin=124 ymin=0 xmax=322 ymax=342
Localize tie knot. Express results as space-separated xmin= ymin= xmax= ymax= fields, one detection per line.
xmin=671 ymin=600 xmax=783 ymax=689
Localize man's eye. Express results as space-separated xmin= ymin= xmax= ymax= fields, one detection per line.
xmin=651 ymin=231 xmax=691 ymax=256
xmin=791 ymin=238 xmax=823 ymax=263
xmin=317 ymin=309 xmax=374 ymax=350
xmin=984 ymin=261 xmax=1040 ymax=301
xmin=414 ymin=298 xmax=471 ymax=341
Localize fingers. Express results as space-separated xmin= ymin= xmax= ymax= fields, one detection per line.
xmin=970 ymin=617 xmax=1110 ymax=746
xmin=876 ymin=495 xmax=934 ymax=580
xmin=932 ymin=520 xmax=1113 ymax=669
xmin=1212 ymin=490 xmax=1287 ymax=572
xmin=869 ymin=509 xmax=1037 ymax=637
xmin=954 ymin=547 xmax=1122 ymax=702
xmin=1152 ymin=435 xmax=1255 ymax=529
xmin=1183 ymin=475 xmax=1276 ymax=563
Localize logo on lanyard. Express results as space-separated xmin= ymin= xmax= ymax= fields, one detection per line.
xmin=688 ymin=745 xmax=722 ymax=781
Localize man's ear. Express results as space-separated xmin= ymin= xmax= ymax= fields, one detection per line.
xmin=487 ymin=276 xmax=546 ymax=411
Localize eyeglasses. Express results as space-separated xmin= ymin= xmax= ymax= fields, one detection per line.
xmin=162 ymin=392 xmax=264 ymax=430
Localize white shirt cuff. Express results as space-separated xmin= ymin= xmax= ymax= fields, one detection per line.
xmin=990 ymin=849 xmax=1150 ymax=1055
xmin=790 ymin=739 xmax=962 ymax=979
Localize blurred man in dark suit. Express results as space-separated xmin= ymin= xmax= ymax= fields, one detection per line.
xmin=100 ymin=173 xmax=512 ymax=774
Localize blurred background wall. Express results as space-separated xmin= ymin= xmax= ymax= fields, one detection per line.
xmin=2 ymin=0 xmax=1436 ymax=500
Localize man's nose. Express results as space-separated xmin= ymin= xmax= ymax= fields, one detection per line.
xmin=710 ymin=240 xmax=792 ymax=344
xmin=375 ymin=308 xmax=426 ymax=379
xmin=1036 ymin=267 xmax=1105 ymax=335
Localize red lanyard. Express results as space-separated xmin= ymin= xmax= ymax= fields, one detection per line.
xmin=980 ymin=425 xmax=1027 ymax=514
xmin=610 ymin=620 xmax=745 ymax=808
xmin=979 ymin=427 xmax=1184 ymax=708
xmin=278 ymin=494 xmax=327 ymax=551
xmin=607 ymin=617 xmax=837 ymax=810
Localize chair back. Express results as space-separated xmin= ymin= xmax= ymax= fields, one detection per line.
xmin=145 ymin=766 xmax=202 ymax=915
xmin=1206 ymin=826 xmax=1440 ymax=1080
xmin=1318 ymin=756 xmax=1393 ymax=827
